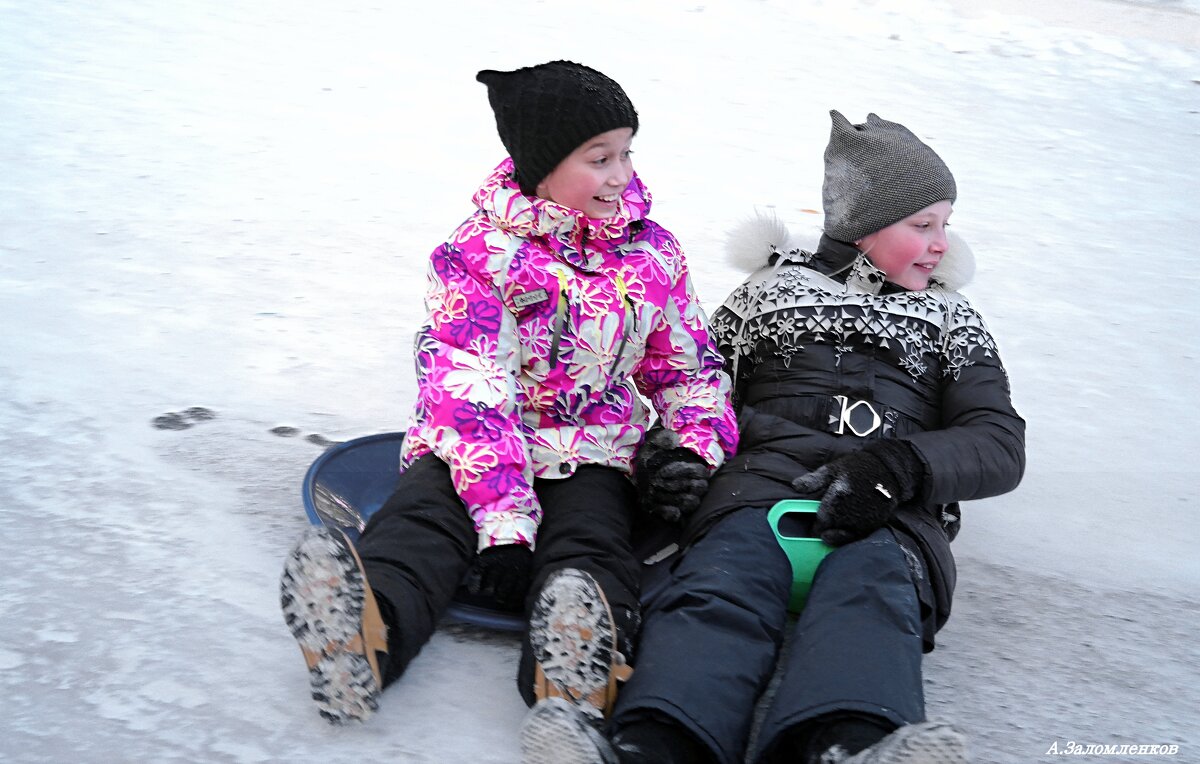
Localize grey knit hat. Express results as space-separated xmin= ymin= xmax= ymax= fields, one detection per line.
xmin=476 ymin=61 xmax=639 ymax=196
xmin=821 ymin=110 xmax=957 ymax=243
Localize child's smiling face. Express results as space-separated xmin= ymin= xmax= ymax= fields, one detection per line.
xmin=857 ymin=200 xmax=954 ymax=290
xmin=535 ymin=127 xmax=635 ymax=219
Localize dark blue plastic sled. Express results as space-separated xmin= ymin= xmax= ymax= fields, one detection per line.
xmin=303 ymin=432 xmax=683 ymax=632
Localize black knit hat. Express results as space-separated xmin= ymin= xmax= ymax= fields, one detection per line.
xmin=822 ymin=110 xmax=957 ymax=243
xmin=476 ymin=61 xmax=639 ymax=195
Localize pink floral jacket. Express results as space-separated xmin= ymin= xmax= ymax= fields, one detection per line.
xmin=401 ymin=159 xmax=738 ymax=551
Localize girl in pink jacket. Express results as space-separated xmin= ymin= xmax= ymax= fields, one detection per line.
xmin=280 ymin=60 xmax=738 ymax=726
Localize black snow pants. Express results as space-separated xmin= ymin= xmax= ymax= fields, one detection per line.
xmin=609 ymin=507 xmax=926 ymax=764
xmin=353 ymin=453 xmax=641 ymax=702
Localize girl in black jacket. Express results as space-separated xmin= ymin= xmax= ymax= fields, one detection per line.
xmin=520 ymin=111 xmax=1026 ymax=764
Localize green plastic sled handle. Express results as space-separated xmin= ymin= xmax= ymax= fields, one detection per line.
xmin=767 ymin=500 xmax=835 ymax=614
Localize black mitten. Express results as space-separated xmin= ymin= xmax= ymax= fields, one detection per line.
xmin=791 ymin=440 xmax=923 ymax=546
xmin=465 ymin=544 xmax=533 ymax=609
xmin=634 ymin=428 xmax=711 ymax=523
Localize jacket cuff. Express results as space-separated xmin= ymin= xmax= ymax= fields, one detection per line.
xmin=674 ymin=429 xmax=728 ymax=471
xmin=477 ymin=510 xmax=538 ymax=552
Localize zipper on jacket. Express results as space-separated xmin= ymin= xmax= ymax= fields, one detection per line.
xmin=548 ymin=271 xmax=570 ymax=369
xmin=610 ymin=273 xmax=637 ymax=376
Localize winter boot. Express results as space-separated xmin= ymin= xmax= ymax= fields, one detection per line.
xmin=280 ymin=526 xmax=389 ymax=724
xmin=824 ymin=721 xmax=969 ymax=764
xmin=521 ymin=697 xmax=621 ymax=764
xmin=528 ymin=568 xmax=633 ymax=722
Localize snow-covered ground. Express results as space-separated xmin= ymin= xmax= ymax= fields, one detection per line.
xmin=2 ymin=0 xmax=1197 ymax=761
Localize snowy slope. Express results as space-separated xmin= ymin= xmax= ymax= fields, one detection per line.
xmin=1 ymin=1 xmax=1197 ymax=761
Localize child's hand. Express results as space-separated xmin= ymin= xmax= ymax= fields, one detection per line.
xmin=466 ymin=544 xmax=533 ymax=610
xmin=791 ymin=440 xmax=922 ymax=545
xmin=634 ymin=428 xmax=711 ymax=523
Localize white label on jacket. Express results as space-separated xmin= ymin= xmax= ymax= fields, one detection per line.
xmin=513 ymin=288 xmax=550 ymax=308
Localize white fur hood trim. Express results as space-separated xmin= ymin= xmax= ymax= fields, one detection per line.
xmin=725 ymin=212 xmax=976 ymax=291
xmin=724 ymin=212 xmax=802 ymax=270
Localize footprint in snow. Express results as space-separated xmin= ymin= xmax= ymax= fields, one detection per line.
xmin=305 ymin=433 xmax=339 ymax=449
xmin=269 ymin=426 xmax=340 ymax=449
xmin=152 ymin=407 xmax=218 ymax=430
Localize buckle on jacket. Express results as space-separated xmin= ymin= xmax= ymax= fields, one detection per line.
xmin=832 ymin=395 xmax=882 ymax=437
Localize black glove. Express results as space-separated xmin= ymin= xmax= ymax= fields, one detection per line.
xmin=465 ymin=544 xmax=533 ymax=610
xmin=791 ymin=440 xmax=923 ymax=546
xmin=634 ymin=427 xmax=711 ymax=523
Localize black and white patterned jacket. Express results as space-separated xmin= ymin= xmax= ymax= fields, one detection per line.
xmin=687 ymin=215 xmax=1026 ymax=645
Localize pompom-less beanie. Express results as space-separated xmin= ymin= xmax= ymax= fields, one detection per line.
xmin=821 ymin=110 xmax=957 ymax=243
xmin=476 ymin=61 xmax=639 ymax=196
